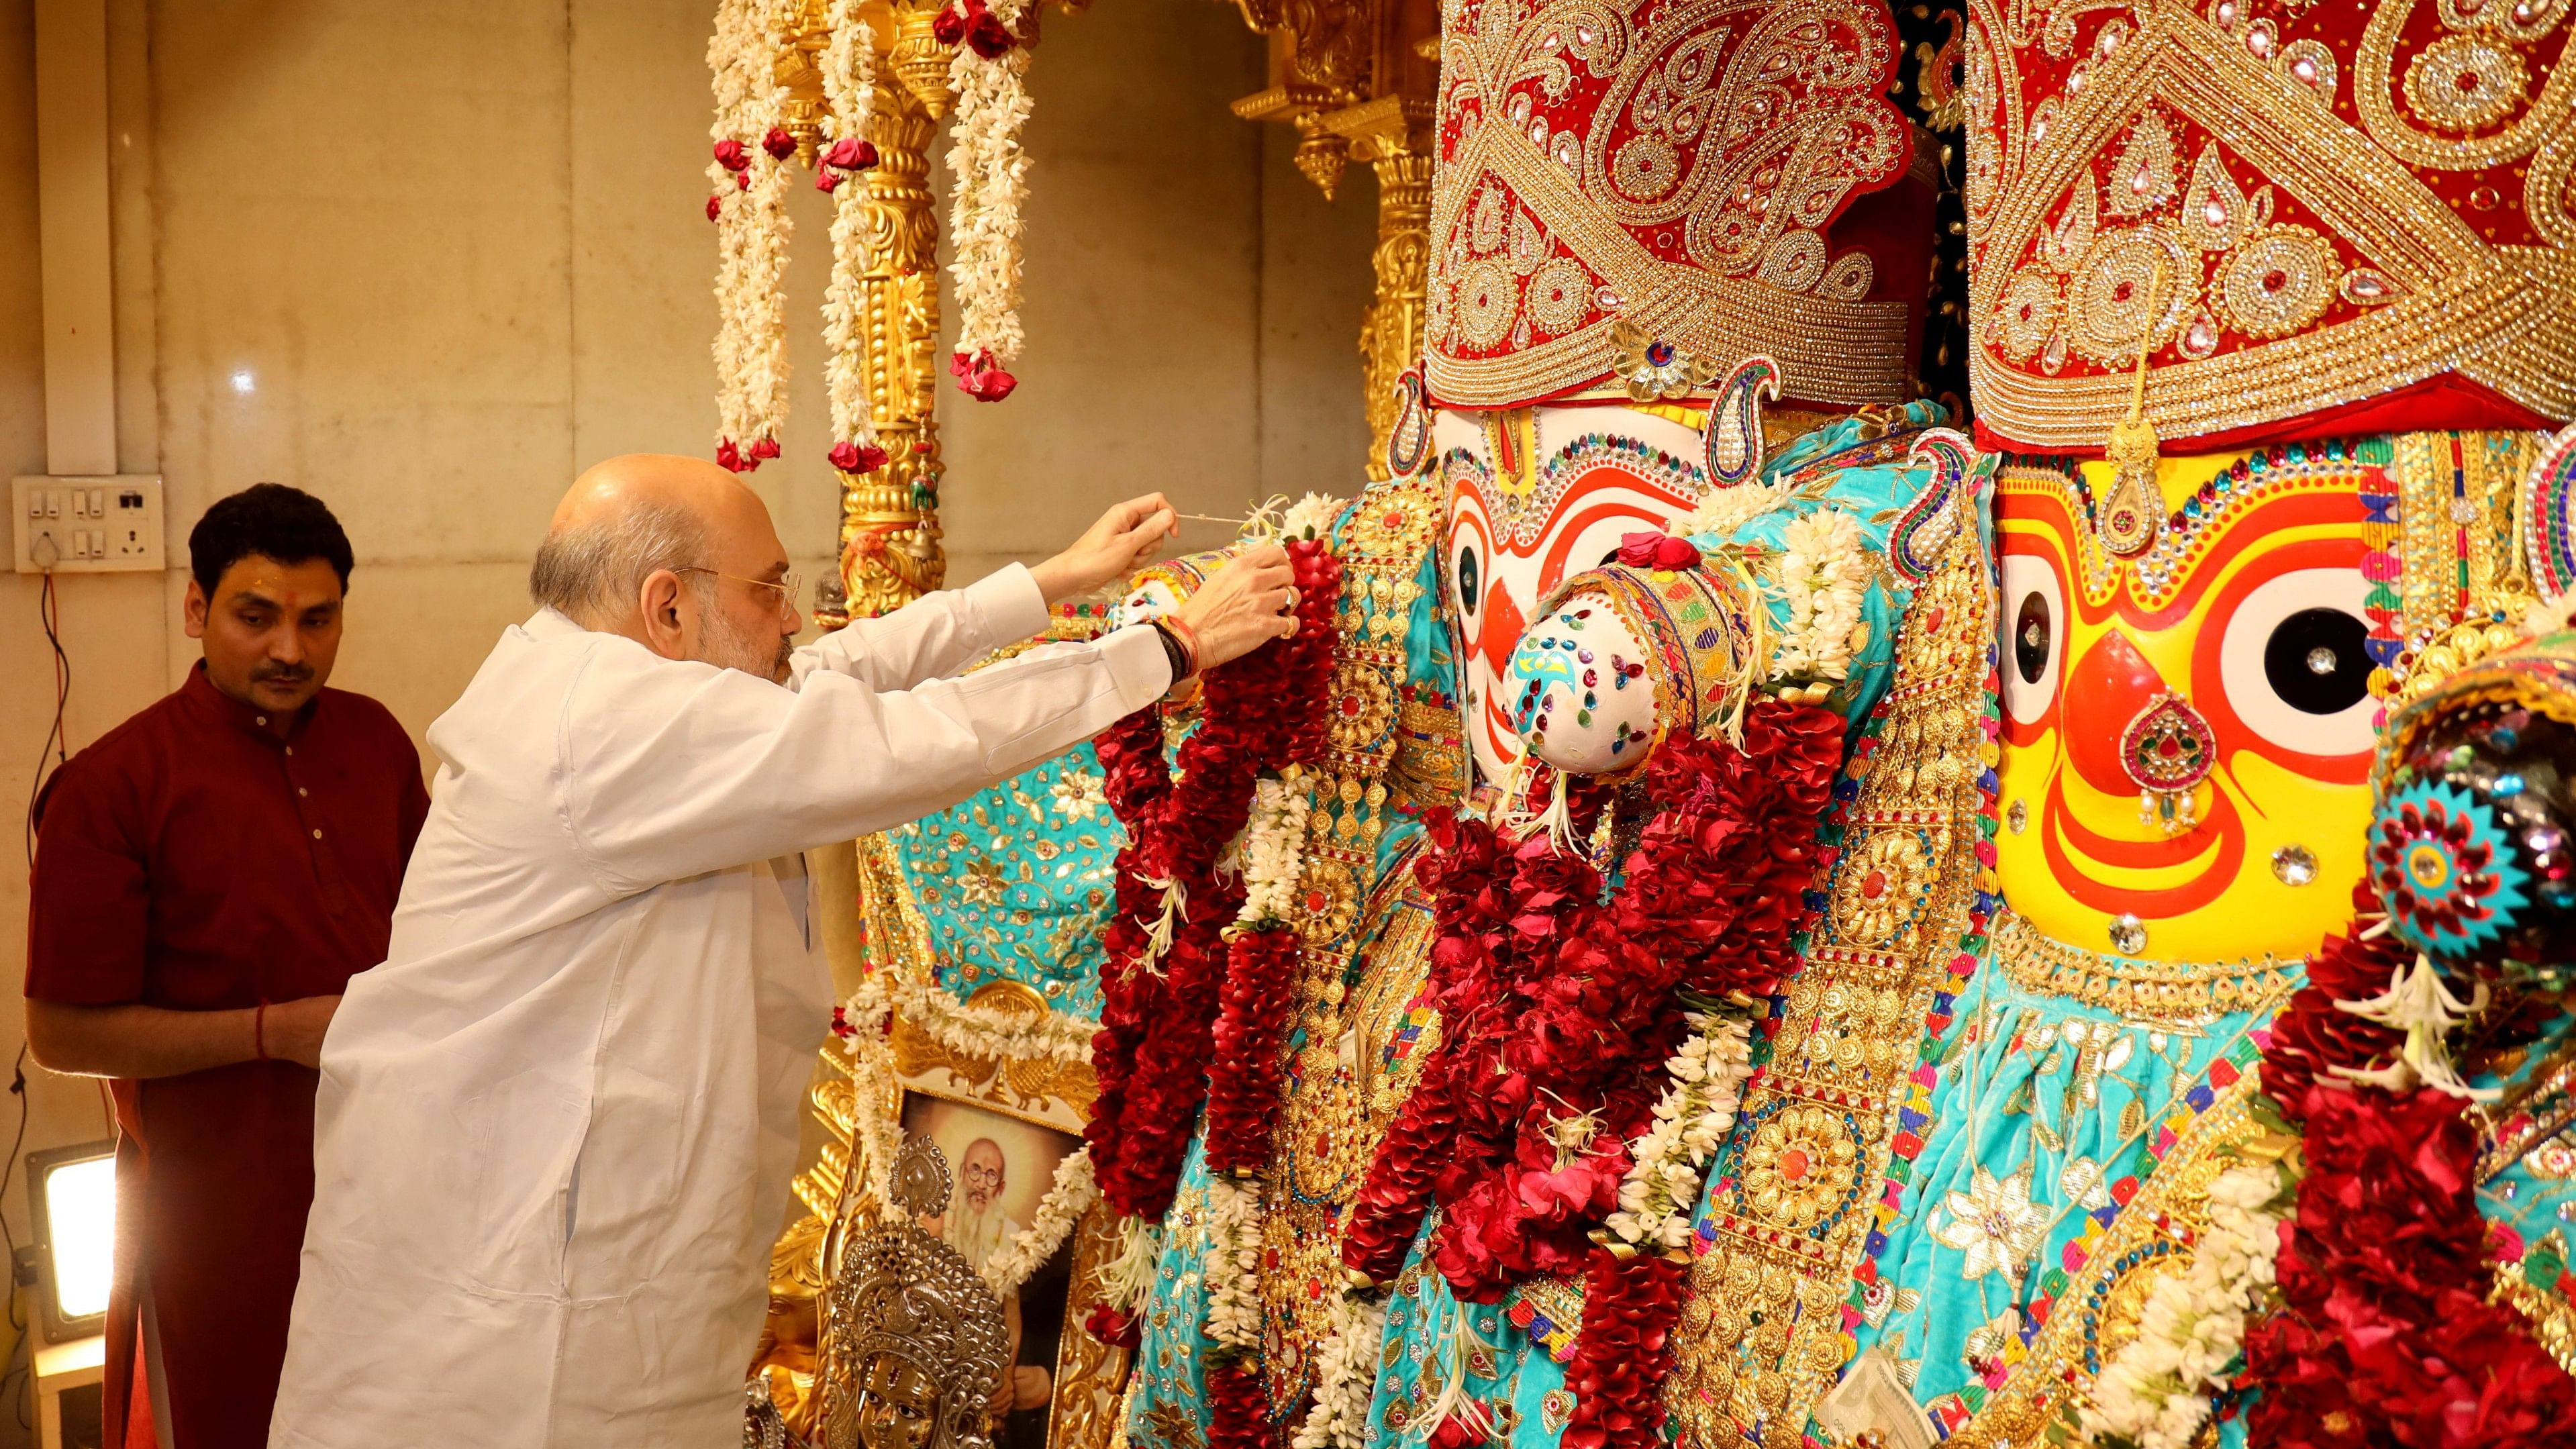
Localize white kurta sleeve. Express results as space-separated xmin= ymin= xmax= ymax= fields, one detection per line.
xmin=788 ymin=564 xmax=1051 ymax=693
xmin=564 ymin=623 xmax=1171 ymax=893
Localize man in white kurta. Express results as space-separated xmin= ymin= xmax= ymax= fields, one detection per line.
xmin=268 ymin=456 xmax=1292 ymax=1449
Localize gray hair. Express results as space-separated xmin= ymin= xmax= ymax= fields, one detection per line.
xmin=528 ymin=498 xmax=710 ymax=623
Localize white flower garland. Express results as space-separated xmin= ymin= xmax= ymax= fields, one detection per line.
xmin=1604 ymin=1013 xmax=1756 ymax=1252
xmin=832 ymin=975 xmax=906 ymax=1216
xmin=707 ymin=0 xmax=795 ymax=463
xmin=1765 ymin=507 xmax=1870 ymax=683
xmin=1278 ymin=491 xmax=1344 ymax=544
xmin=834 ymin=977 xmax=1099 ymax=1297
xmin=1291 ymin=1289 xmax=1391 ymax=1449
xmin=1203 ymin=1174 xmax=1266 ymax=1350
xmin=1230 ymin=774 xmax=1313 ymax=927
xmin=818 ymin=0 xmax=881 ymax=468
xmin=2075 ymin=1160 xmax=2288 ymax=1449
xmin=885 ymin=969 xmax=1097 ymax=1066
xmin=944 ymin=0 xmax=1033 ymax=382
xmin=1683 ymin=481 xmax=1787 ymax=541
xmin=979 ymin=1146 xmax=1100 ymax=1299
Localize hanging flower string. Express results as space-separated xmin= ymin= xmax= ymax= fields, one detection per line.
xmin=938 ymin=0 xmax=1032 ymax=401
xmin=816 ymin=0 xmax=887 ymax=478
xmin=2236 ymin=884 xmax=2576 ymax=1444
xmin=1290 ymin=1289 xmax=1391 ymax=1449
xmin=705 ymin=0 xmax=793 ymax=470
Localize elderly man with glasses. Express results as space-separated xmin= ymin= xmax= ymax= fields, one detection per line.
xmin=266 ymin=454 xmax=1297 ymax=1449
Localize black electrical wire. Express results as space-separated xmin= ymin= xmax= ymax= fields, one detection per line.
xmin=25 ymin=573 xmax=70 ymax=866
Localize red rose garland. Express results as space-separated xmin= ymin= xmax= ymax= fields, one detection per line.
xmin=1205 ymin=1360 xmax=1271 ymax=1449
xmin=1563 ymin=1252 xmax=1685 ymax=1449
xmin=2240 ymin=883 xmax=2576 ymax=1445
xmin=1084 ymin=536 xmax=1341 ymax=1221
xmin=1342 ymin=699 xmax=1845 ymax=1301
xmin=1204 ymin=924 xmax=1303 ymax=1172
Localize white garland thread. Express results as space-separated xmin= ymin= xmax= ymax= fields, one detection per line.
xmin=1203 ymin=1175 xmax=1265 ymax=1350
xmin=707 ymin=0 xmax=794 ymax=454
xmin=1291 ymin=1290 xmax=1391 ymax=1449
xmin=979 ymin=1148 xmax=1099 ymax=1299
xmin=882 ymin=970 xmax=1097 ymax=1066
xmin=1766 ymin=507 xmax=1869 ymax=683
xmin=818 ymin=0 xmax=880 ymax=462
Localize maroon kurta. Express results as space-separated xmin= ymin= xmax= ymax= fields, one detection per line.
xmin=26 ymin=664 xmax=429 ymax=1449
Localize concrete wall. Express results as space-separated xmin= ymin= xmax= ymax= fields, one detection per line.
xmin=0 ymin=0 xmax=1373 ymax=1433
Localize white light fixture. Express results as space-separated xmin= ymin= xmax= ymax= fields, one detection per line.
xmin=230 ymin=368 xmax=255 ymax=395
xmin=28 ymin=1142 xmax=114 ymax=1342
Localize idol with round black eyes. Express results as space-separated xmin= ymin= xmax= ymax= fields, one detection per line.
xmin=1991 ymin=464 xmax=2384 ymax=962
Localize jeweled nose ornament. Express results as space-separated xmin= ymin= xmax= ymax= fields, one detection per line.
xmin=2120 ymin=691 xmax=2216 ymax=836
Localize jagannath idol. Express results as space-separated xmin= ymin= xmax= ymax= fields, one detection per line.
xmin=1095 ymin=0 xmax=1981 ymax=1442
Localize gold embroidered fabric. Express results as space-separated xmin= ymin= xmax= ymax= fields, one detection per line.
xmin=1260 ymin=854 xmax=1442 ymax=1409
xmin=1934 ymin=1088 xmax=2267 ymax=1447
xmin=1665 ymin=517 xmax=1997 ymax=1449
xmin=1966 ymin=0 xmax=2576 ymax=447
xmin=1425 ymin=0 xmax=1923 ymax=408
xmin=1988 ymin=909 xmax=2301 ymax=1027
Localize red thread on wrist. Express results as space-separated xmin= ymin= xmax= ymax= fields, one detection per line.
xmin=254 ymin=999 xmax=271 ymax=1062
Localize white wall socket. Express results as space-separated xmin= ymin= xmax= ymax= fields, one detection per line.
xmin=12 ymin=475 xmax=166 ymax=574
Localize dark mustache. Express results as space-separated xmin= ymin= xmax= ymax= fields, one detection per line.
xmin=250 ymin=662 xmax=314 ymax=683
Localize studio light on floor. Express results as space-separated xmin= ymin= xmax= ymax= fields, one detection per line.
xmin=29 ymin=1143 xmax=114 ymax=1341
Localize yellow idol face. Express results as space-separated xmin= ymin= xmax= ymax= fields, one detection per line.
xmin=1992 ymin=448 xmax=2383 ymax=962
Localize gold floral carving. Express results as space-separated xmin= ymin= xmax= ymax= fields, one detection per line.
xmin=832 ymin=58 xmax=950 ymax=625
xmin=1262 ymin=856 xmax=1441 ymax=1408
xmin=1667 ymin=513 xmax=1996 ymax=1449
xmin=1051 ymin=1203 xmax=1140 ymax=1449
xmin=889 ymin=979 xmax=1099 ymax=1130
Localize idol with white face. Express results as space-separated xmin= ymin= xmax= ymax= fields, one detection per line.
xmin=1439 ymin=405 xmax=1712 ymax=786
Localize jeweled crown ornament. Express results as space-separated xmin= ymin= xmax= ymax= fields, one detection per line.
xmin=811 ymin=1138 xmax=1010 ymax=1449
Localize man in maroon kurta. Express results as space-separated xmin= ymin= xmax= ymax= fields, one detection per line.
xmin=25 ymin=485 xmax=428 ymax=1449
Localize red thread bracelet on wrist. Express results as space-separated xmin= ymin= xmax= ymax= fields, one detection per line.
xmin=254 ymin=999 xmax=270 ymax=1062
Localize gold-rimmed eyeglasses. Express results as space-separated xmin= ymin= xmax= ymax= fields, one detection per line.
xmin=677 ymin=566 xmax=804 ymax=609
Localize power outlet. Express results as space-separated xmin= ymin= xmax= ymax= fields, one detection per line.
xmin=13 ymin=474 xmax=164 ymax=574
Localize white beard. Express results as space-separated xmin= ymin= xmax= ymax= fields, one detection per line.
xmin=944 ymin=1195 xmax=1020 ymax=1273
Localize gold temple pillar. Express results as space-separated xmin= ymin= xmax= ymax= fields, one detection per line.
xmin=816 ymin=3 xmax=953 ymax=631
xmin=1335 ymin=101 xmax=1433 ymax=481
xmin=1225 ymin=1 xmax=1440 ymax=474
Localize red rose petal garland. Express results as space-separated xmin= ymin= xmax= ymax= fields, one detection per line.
xmin=2240 ymin=883 xmax=2576 ymax=1446
xmin=1342 ymin=698 xmax=1845 ymax=1307
xmin=1085 ymin=535 xmax=1341 ymax=1220
xmin=1563 ymin=1252 xmax=1685 ymax=1449
xmin=1204 ymin=924 xmax=1303 ymax=1173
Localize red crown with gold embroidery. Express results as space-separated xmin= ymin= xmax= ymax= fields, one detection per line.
xmin=1424 ymin=0 xmax=1940 ymax=411
xmin=1967 ymin=0 xmax=2576 ymax=452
